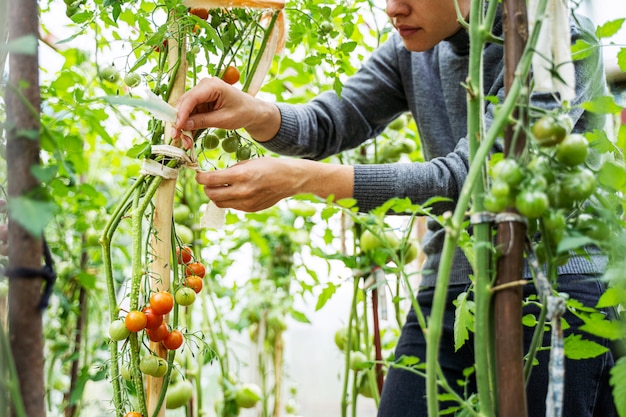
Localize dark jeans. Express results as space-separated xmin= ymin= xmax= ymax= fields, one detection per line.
xmin=377 ymin=274 xmax=617 ymax=417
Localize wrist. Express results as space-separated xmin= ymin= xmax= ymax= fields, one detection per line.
xmin=244 ymin=100 xmax=281 ymax=142
xmin=292 ymin=160 xmax=354 ymax=201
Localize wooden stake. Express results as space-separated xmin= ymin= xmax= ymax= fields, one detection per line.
xmin=147 ymin=15 xmax=188 ymax=417
xmin=495 ymin=1 xmax=529 ymax=416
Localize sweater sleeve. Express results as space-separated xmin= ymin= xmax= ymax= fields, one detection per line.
xmin=261 ymin=36 xmax=409 ymax=161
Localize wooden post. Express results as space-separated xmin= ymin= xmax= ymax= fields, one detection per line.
xmin=494 ymin=1 xmax=529 ymax=416
xmin=146 ymin=16 xmax=188 ymax=417
xmin=6 ymin=0 xmax=45 ymax=416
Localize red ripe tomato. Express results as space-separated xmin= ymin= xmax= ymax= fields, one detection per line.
xmin=162 ymin=329 xmax=184 ymax=350
xmin=150 ymin=291 xmax=174 ymax=315
xmin=125 ymin=311 xmax=148 ymax=333
xmin=176 ymin=246 xmax=193 ymax=264
xmin=146 ymin=321 xmax=169 ymax=342
xmin=184 ymin=275 xmax=203 ymax=294
xmin=142 ymin=306 xmax=164 ymax=330
xmin=221 ymin=65 xmax=240 ymax=85
xmin=189 ymin=7 xmax=209 ymax=20
xmin=185 ymin=262 xmax=206 ymax=278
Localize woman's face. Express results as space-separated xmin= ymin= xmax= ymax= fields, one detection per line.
xmin=386 ymin=0 xmax=470 ymax=52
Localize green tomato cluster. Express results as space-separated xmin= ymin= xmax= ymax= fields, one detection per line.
xmin=483 ymin=119 xmax=621 ymax=264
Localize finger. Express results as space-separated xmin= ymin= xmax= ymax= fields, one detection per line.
xmin=174 ymin=78 xmax=225 ymax=131
xmin=196 ymin=170 xmax=238 ymax=188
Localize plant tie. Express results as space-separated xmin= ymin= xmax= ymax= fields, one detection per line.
xmin=2 ymin=236 xmax=57 ymax=311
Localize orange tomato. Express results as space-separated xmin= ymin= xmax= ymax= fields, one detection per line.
xmin=221 ymin=65 xmax=240 ymax=85
xmin=185 ymin=262 xmax=206 ymax=278
xmin=125 ymin=311 xmax=147 ymax=333
xmin=162 ymin=329 xmax=184 ymax=350
xmin=184 ymin=275 xmax=203 ymax=294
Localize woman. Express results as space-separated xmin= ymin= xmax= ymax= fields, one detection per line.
xmin=173 ymin=0 xmax=615 ymax=415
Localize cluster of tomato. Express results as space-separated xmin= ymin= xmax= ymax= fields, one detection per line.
xmin=483 ymin=114 xmax=614 ymax=262
xmin=175 ymin=245 xmax=207 ymax=306
xmin=199 ymin=128 xmax=255 ymax=161
xmin=108 ymin=289 xmax=184 ymax=351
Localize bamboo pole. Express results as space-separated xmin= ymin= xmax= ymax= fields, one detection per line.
xmin=146 ymin=14 xmax=188 ymax=417
xmin=6 ymin=0 xmax=44 ymax=416
xmin=494 ymin=1 xmax=529 ymax=416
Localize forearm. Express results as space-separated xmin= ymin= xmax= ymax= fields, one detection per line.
xmin=288 ymin=159 xmax=354 ymax=201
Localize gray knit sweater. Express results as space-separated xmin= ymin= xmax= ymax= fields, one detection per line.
xmin=263 ymin=14 xmax=608 ymax=287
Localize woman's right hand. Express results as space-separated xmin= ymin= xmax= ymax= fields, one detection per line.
xmin=173 ymin=77 xmax=281 ymax=142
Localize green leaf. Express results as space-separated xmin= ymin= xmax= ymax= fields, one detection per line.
xmin=126 ymin=141 xmax=151 ymax=159
xmin=571 ymin=39 xmax=594 ymax=61
xmin=580 ymin=318 xmax=625 ymax=340
xmin=76 ymin=271 xmax=97 ymax=290
xmin=289 ymin=308 xmax=310 ymax=324
xmin=580 ymin=95 xmax=623 ymax=115
xmin=610 ymin=356 xmax=626 ymax=417
xmin=522 ymin=314 xmax=538 ymax=327
xmin=563 ymin=334 xmax=609 ymax=359
xmin=2 ymin=35 xmax=38 ymax=55
xmin=596 ymin=18 xmax=625 ymax=39
xmin=315 ymin=282 xmax=338 ymax=311
xmin=596 ymin=286 xmax=626 ymax=308
xmin=557 ymin=236 xmax=594 ymax=253
xmin=618 ymin=48 xmax=626 ymax=72
xmin=8 ymin=197 xmax=57 ymax=236
xmin=70 ymin=11 xmax=93 ymax=24
xmin=31 ymin=165 xmax=58 ymax=183
xmin=598 ymin=160 xmax=626 ymax=191
xmin=452 ymin=291 xmax=475 ymax=351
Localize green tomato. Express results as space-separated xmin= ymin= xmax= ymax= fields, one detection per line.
xmin=221 ymin=136 xmax=239 ymax=153
xmin=546 ymin=183 xmax=573 ymax=210
xmin=290 ymin=201 xmax=317 ymax=217
xmin=398 ymin=241 xmax=419 ymax=263
xmin=555 ymin=134 xmax=588 ymax=166
xmin=515 ymin=190 xmax=549 ymax=219
xmin=490 ymin=180 xmax=511 ymax=198
xmin=360 ymin=229 xmax=400 ymax=252
xmin=492 ymin=158 xmax=524 ymax=188
xmin=175 ymin=287 xmax=196 ymax=306
xmin=173 ymin=205 xmax=191 ymax=223
xmin=202 ymin=133 xmax=220 ymax=149
xmin=349 ymin=351 xmax=369 ymax=371
xmin=334 ymin=327 xmax=359 ymax=352
xmin=531 ymin=115 xmax=567 ymax=147
xmin=236 ymin=145 xmax=252 ymax=161
xmin=483 ymin=192 xmax=509 ymax=213
xmin=235 ymin=383 xmax=263 ymax=408
xmin=121 ymin=364 xmax=133 ymax=381
xmin=387 ymin=115 xmax=407 ymax=131
xmin=560 ymin=167 xmax=596 ymax=201
xmin=109 ymin=319 xmax=131 ymax=341
xmin=139 ymin=355 xmax=167 ymax=377
xmin=575 ymin=213 xmax=611 ymax=242
xmin=98 ymin=66 xmax=120 ymax=83
xmin=123 ymin=72 xmax=142 ymax=88
xmin=319 ymin=21 xmax=333 ymax=35
xmin=166 ymin=380 xmax=194 ymax=409
xmin=176 ymin=224 xmax=194 ymax=244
